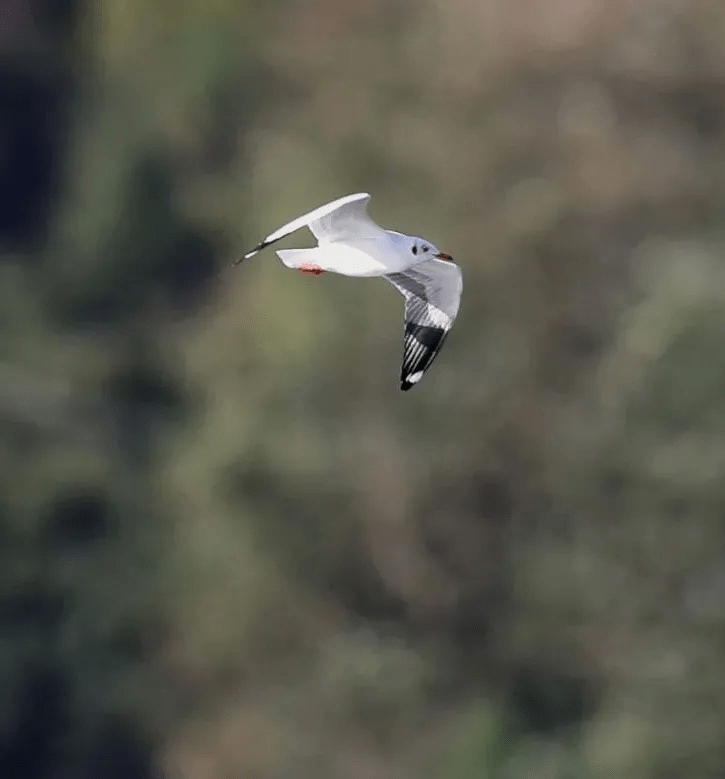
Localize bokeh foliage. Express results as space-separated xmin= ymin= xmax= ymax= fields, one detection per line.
xmin=2 ymin=0 xmax=725 ymax=776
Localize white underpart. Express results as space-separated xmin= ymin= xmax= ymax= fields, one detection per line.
xmin=276 ymin=242 xmax=407 ymax=277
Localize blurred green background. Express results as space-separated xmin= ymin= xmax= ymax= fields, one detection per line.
xmin=3 ymin=0 xmax=725 ymax=776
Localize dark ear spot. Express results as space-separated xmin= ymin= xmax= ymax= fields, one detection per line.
xmin=412 ymin=244 xmax=418 ymax=255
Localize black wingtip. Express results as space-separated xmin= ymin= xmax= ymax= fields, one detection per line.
xmin=400 ymin=380 xmax=413 ymax=391
xmin=233 ymin=240 xmax=269 ymax=266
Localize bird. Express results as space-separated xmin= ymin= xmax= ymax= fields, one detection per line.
xmin=237 ymin=193 xmax=462 ymax=391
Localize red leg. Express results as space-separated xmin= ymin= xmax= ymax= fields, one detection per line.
xmin=297 ymin=263 xmax=325 ymax=276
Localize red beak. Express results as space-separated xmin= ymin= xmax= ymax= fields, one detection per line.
xmin=436 ymin=252 xmax=453 ymax=261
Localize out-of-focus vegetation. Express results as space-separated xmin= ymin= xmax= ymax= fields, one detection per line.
xmin=3 ymin=0 xmax=725 ymax=776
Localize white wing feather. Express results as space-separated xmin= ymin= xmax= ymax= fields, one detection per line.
xmin=243 ymin=193 xmax=379 ymax=259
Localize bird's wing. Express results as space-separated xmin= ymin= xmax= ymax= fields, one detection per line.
xmin=243 ymin=193 xmax=380 ymax=259
xmin=308 ymin=193 xmax=382 ymax=243
xmin=384 ymin=258 xmax=463 ymax=390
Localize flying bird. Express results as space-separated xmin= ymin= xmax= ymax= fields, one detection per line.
xmin=237 ymin=193 xmax=462 ymax=390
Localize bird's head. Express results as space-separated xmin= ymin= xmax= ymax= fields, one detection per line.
xmin=409 ymin=236 xmax=453 ymax=262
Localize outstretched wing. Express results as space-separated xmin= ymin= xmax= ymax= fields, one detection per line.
xmin=308 ymin=194 xmax=382 ymax=243
xmin=385 ymin=258 xmax=463 ymax=391
xmin=241 ymin=193 xmax=380 ymax=260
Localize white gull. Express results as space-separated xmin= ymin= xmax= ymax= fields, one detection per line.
xmin=237 ymin=193 xmax=462 ymax=391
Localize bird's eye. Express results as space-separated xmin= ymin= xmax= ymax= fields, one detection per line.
xmin=411 ymin=245 xmax=418 ymax=255
xmin=423 ymin=246 xmax=429 ymax=253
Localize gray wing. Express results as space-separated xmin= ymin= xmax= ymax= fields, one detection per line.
xmin=242 ymin=193 xmax=381 ymax=259
xmin=385 ymin=258 xmax=463 ymax=391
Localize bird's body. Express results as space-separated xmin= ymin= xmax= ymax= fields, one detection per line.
xmin=239 ymin=193 xmax=462 ymax=390
xmin=277 ymin=233 xmax=413 ymax=277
